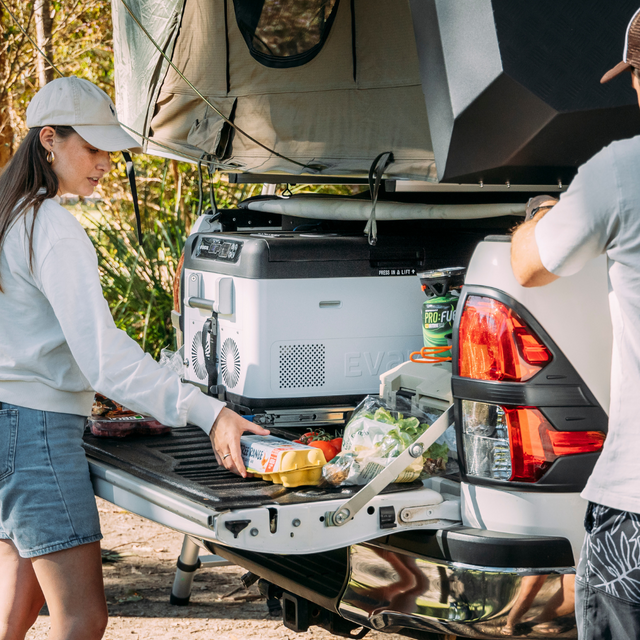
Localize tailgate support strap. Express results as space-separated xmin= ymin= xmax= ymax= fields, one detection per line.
xmin=326 ymin=404 xmax=454 ymax=527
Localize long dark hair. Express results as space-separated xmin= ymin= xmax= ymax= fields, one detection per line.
xmin=0 ymin=125 xmax=75 ymax=291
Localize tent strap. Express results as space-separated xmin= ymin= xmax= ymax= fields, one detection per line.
xmin=364 ymin=151 xmax=394 ymax=246
xmin=123 ymin=151 xmax=143 ymax=245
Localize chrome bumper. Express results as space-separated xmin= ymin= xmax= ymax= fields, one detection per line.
xmin=339 ymin=542 xmax=576 ymax=639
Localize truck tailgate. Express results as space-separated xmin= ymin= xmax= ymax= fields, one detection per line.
xmin=84 ymin=426 xmax=461 ymax=554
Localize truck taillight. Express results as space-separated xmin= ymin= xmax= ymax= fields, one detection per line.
xmin=458 ymin=296 xmax=551 ymax=382
xmin=462 ymin=400 xmax=605 ymax=483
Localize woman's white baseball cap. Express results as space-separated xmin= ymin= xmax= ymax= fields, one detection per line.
xmin=26 ymin=76 xmax=142 ymax=153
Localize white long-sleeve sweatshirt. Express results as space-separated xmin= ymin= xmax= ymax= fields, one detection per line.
xmin=0 ymin=197 xmax=224 ymax=432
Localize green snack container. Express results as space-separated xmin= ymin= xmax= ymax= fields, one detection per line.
xmin=417 ymin=267 xmax=466 ymax=358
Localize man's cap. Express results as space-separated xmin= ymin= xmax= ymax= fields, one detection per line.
xmin=26 ymin=76 xmax=142 ymax=153
xmin=525 ymin=195 xmax=558 ymax=222
xmin=601 ymin=8 xmax=640 ymax=83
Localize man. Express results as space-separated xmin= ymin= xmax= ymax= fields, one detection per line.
xmin=511 ymin=8 xmax=640 ymax=639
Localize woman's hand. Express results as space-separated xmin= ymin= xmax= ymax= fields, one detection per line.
xmin=210 ymin=407 xmax=270 ymax=477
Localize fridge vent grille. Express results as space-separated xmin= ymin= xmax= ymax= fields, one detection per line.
xmin=220 ymin=338 xmax=241 ymax=388
xmin=279 ymin=344 xmax=326 ymax=389
xmin=191 ymin=330 xmax=209 ymax=381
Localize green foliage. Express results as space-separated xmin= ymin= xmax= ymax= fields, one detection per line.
xmin=85 ymin=206 xmax=180 ymax=359
xmin=78 ymin=157 xmax=264 ymax=359
xmin=0 ymin=0 xmax=114 ymax=147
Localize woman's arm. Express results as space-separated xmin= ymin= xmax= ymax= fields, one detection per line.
xmin=36 ymin=223 xmax=268 ymax=475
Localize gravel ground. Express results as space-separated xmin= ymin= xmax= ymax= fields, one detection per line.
xmin=24 ymin=499 xmax=409 ymax=640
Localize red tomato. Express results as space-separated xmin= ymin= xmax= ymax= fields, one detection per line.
xmin=329 ymin=437 xmax=343 ymax=452
xmin=309 ymin=440 xmax=338 ymax=462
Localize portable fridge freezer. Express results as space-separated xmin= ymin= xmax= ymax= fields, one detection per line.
xmin=181 ymin=230 xmax=465 ymax=409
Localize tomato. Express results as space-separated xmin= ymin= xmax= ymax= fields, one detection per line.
xmin=298 ymin=429 xmax=333 ymax=444
xmin=329 ymin=437 xmax=343 ymax=452
xmin=309 ymin=440 xmax=338 ymax=462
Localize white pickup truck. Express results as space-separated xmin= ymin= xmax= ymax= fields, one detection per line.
xmin=85 ymin=204 xmax=608 ymax=639
xmin=92 ymin=0 xmax=640 ymax=637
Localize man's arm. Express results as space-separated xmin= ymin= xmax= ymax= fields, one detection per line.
xmin=511 ymin=200 xmax=559 ymax=288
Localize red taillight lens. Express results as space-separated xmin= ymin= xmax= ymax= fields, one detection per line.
xmin=505 ymin=407 xmax=605 ymax=482
xmin=462 ymin=401 xmax=606 ymax=483
xmin=458 ymin=296 xmax=551 ymax=382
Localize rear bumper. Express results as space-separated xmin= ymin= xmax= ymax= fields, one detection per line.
xmin=339 ymin=528 xmax=577 ymax=639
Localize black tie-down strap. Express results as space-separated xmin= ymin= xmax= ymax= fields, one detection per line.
xmin=364 ymin=151 xmax=394 ymax=246
xmin=122 ymin=151 xmax=142 ymax=245
xmin=202 ymin=314 xmax=219 ymax=394
xmin=197 ymin=153 xmax=221 ymax=220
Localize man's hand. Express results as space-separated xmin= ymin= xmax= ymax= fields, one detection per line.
xmin=210 ymin=407 xmax=270 ymax=477
xmin=511 ymin=196 xmax=560 ymax=288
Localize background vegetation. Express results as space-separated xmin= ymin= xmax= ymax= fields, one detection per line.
xmin=0 ymin=0 xmax=354 ymax=358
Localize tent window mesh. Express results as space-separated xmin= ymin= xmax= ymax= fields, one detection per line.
xmin=233 ymin=0 xmax=340 ymax=68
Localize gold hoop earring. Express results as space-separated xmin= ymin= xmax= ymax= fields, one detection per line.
xmin=46 ymin=150 xmax=55 ymax=164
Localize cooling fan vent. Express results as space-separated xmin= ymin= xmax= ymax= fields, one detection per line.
xmin=220 ymin=338 xmax=241 ymax=388
xmin=191 ymin=330 xmax=210 ymax=380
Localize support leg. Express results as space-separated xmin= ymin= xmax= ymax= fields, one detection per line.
xmin=169 ymin=536 xmax=233 ymax=606
xmin=170 ymin=536 xmax=201 ymax=606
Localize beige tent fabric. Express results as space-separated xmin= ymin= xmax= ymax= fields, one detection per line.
xmin=111 ymin=0 xmax=185 ymax=141
xmin=146 ymin=0 xmax=437 ymax=179
xmin=226 ymin=0 xmax=355 ymax=96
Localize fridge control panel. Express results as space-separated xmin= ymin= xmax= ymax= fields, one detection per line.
xmin=195 ymin=236 xmax=242 ymax=262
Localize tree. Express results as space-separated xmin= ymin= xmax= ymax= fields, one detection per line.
xmin=0 ymin=0 xmax=113 ymax=168
xmin=34 ymin=0 xmax=53 ymax=87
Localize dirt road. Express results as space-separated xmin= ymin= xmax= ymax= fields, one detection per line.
xmin=25 ymin=499 xmax=408 ymax=640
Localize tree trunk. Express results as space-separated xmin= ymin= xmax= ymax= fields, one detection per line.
xmin=0 ymin=10 xmax=14 ymax=168
xmin=34 ymin=0 xmax=54 ymax=87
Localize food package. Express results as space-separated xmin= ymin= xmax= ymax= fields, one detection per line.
xmin=240 ymin=435 xmax=327 ymax=487
xmin=322 ymin=396 xmax=447 ymax=487
xmin=89 ymin=394 xmax=171 ymax=438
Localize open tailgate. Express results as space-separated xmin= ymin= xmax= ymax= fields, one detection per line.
xmin=84 ymin=425 xmax=461 ymax=554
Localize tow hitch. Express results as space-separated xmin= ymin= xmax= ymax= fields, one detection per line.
xmin=262 ymin=583 xmax=369 ymax=639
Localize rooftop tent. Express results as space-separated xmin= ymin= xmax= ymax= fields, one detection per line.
xmin=111 ymin=0 xmax=436 ymax=180
xmin=111 ymin=0 xmax=640 ymax=184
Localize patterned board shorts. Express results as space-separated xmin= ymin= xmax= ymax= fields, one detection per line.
xmin=0 ymin=402 xmax=102 ymax=558
xmin=576 ymin=502 xmax=640 ymax=640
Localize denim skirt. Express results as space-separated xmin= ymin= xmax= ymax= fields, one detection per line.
xmin=0 ymin=402 xmax=102 ymax=557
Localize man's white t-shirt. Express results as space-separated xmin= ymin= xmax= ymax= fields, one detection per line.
xmin=536 ymin=135 xmax=640 ymax=514
xmin=0 ymin=198 xmax=224 ymax=433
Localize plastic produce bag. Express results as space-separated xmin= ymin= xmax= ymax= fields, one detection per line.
xmin=159 ymin=345 xmax=185 ymax=378
xmin=322 ymin=396 xmax=448 ymax=487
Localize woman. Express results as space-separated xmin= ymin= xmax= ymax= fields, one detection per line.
xmin=0 ymin=76 xmax=267 ymax=640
